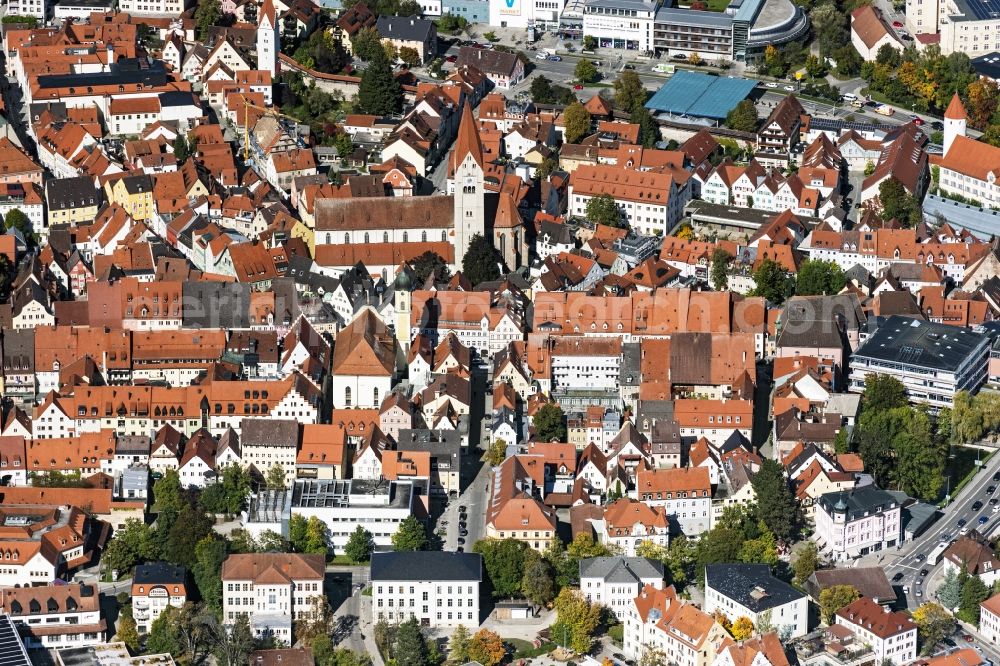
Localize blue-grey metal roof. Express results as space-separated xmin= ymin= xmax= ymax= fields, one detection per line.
xmin=655 ymin=6 xmax=733 ymax=26
xmin=645 ymin=70 xmax=757 ymax=120
xmin=923 ymin=193 xmax=1000 ymax=239
xmin=973 ymin=52 xmax=1000 ymax=81
xmin=732 ymin=0 xmax=765 ymax=21
xmin=705 ymin=564 xmax=806 ymax=610
xmin=585 ymin=0 xmax=659 ymax=10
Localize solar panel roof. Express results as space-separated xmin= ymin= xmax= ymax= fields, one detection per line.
xmin=645 ymin=70 xmax=758 ymax=120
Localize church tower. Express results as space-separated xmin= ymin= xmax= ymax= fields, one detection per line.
xmin=451 ymin=100 xmax=485 ymax=265
xmin=393 ymin=267 xmax=412 ymax=353
xmin=943 ymin=92 xmax=967 ymax=158
xmin=257 ymin=0 xmax=279 ymax=77
xmin=494 ymin=191 xmax=525 ymax=270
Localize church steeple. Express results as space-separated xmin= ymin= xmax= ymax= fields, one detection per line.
xmin=450 ymin=100 xmax=483 ymax=175
xmin=451 ymin=99 xmax=485 ymax=267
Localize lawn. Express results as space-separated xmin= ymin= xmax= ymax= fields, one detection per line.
xmin=506 ymin=638 xmax=555 ymax=659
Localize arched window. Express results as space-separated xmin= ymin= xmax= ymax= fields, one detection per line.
xmin=384 ymin=232 xmax=389 ymax=243
xmin=326 ymin=233 xmax=332 ymax=243
xmin=422 ymin=231 xmax=427 ymax=242
xmin=403 ymin=232 xmax=408 ymax=242
xmin=442 ymin=231 xmax=447 ymax=241
xmin=499 ymin=234 xmax=506 ymax=259
xmin=364 ymin=232 xmax=370 ymax=243
xmin=345 ymin=386 xmax=352 ymax=407
xmin=345 ymin=233 xmax=350 ymax=244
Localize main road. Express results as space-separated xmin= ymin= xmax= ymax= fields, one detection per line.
xmin=857 ymin=447 xmax=1000 ymax=610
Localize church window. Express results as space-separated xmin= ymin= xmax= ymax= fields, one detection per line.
xmin=384 ymin=232 xmax=389 ymax=243
xmin=403 ymin=232 xmax=408 ymax=242
xmin=365 ymin=233 xmax=370 ymax=243
xmin=422 ymin=231 xmax=427 ymax=242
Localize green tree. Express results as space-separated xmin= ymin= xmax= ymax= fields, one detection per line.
xmin=195 ymin=0 xmax=221 ymax=40
xmin=411 ymin=250 xmax=451 ymax=285
xmin=461 ymin=233 xmax=502 ymax=285
xmin=750 ymin=258 xmax=794 ymax=305
xmin=147 ymin=605 xmax=183 ymax=652
xmin=958 ymin=575 xmax=990 ymax=624
xmin=863 ymin=374 xmax=908 ymax=412
xmin=358 ymin=47 xmax=402 ymax=115
xmin=739 ymin=524 xmax=779 ymax=567
xmin=725 ymin=99 xmax=759 ymax=132
xmin=192 ymin=535 xmax=229 ymax=612
xmin=4 ymin=209 xmax=31 ymax=237
xmin=563 ymin=102 xmax=592 ymax=144
xmin=352 ymin=27 xmax=384 ymax=62
xmin=201 ymin=464 xmax=252 ymax=515
xmin=289 ymin=514 xmax=309 ymax=552
xmin=333 ymin=133 xmax=354 ymax=161
xmin=536 ymin=156 xmax=559 ymax=180
xmin=447 ymin=625 xmax=472 ymax=664
xmin=585 ymin=193 xmax=624 ymax=228
xmin=819 ymin=585 xmax=859 ymax=624
xmin=893 ymin=409 xmax=946 ymax=501
xmin=879 ymin=177 xmax=921 ymax=226
xmin=394 ymin=618 xmax=429 ymax=666
xmin=345 ymin=526 xmax=375 ymax=562
xmin=266 ymin=463 xmax=287 ymax=489
xmin=793 ymin=542 xmax=819 ymax=586
xmin=614 ymin=70 xmax=646 ymax=111
xmin=521 ymin=551 xmax=556 ymax=608
xmin=575 ymin=59 xmax=598 ymax=84
xmin=805 ymin=54 xmax=826 ymax=78
xmin=796 ymin=259 xmax=846 ymax=296
xmin=810 ymin=2 xmax=847 ymax=57
xmin=937 ymin=568 xmax=962 ymax=608
xmin=710 ymin=247 xmax=732 ymax=291
xmin=630 ymin=104 xmax=658 ymax=148
xmin=486 ymin=437 xmax=508 ymax=466
xmin=399 ymin=46 xmax=421 ymax=67
xmin=117 ymin=608 xmax=140 ymax=651
xmin=473 ymin=538 xmax=528 ymax=598
xmin=583 ymin=35 xmax=597 ymax=50
xmin=696 ymin=528 xmax=744 ymax=584
xmin=552 ymin=588 xmax=602 ymax=654
xmin=752 ymin=459 xmax=797 ymax=540
xmin=834 ymin=45 xmax=862 ymax=76
xmin=208 ymin=613 xmax=255 ymax=666
xmin=392 ymin=516 xmax=428 ymax=551
xmin=172 ymin=135 xmax=190 ymax=162
xmin=102 ymin=518 xmax=156 ymax=577
xmin=164 ymin=502 xmax=215 ymax=570
xmin=913 ymin=602 xmax=955 ymax=654
xmin=467 ymin=629 xmax=505 ymax=666
xmin=314 ymin=642 xmax=373 ymax=666
xmin=531 ymin=75 xmax=556 ymax=104
xmin=533 ymin=403 xmax=566 ymax=442
xmin=304 ymin=515 xmax=329 ymax=555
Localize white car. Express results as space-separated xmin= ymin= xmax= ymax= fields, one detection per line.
xmin=765 ymin=82 xmax=778 ymax=88
xmin=783 ymin=85 xmax=795 ymax=91
xmin=535 ymin=52 xmax=548 ymax=60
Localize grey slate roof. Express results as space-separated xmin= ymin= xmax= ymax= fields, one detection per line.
xmin=241 ymin=418 xmax=299 ymax=448
xmin=375 ymin=15 xmax=435 ymax=42
xmin=816 ymin=485 xmax=899 ymax=520
xmin=45 ymin=176 xmax=100 ymax=211
xmin=579 ymin=556 xmax=664 ymax=584
xmin=705 ymin=563 xmax=806 ymax=611
xmin=371 ymin=551 xmax=482 ymax=582
xmin=134 ymin=561 xmax=187 ymax=586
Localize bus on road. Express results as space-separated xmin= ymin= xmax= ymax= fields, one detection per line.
xmin=927 ymin=539 xmax=951 ymax=566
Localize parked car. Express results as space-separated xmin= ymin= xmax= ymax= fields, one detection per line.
xmin=446 ymin=55 xmax=457 ymax=62
xmin=992 ymin=471 xmax=999 ymax=481
xmin=573 ymin=84 xmax=583 ymax=90
xmin=911 ymin=115 xmax=924 ymax=125
xmin=892 ymin=20 xmax=903 ymax=27
xmin=989 ymin=486 xmax=997 ymax=493
xmin=672 ymin=53 xmax=687 ymax=60
xmin=783 ymin=85 xmax=795 ymax=91
xmin=981 ymin=516 xmax=990 ymax=525
xmin=931 ymin=120 xmax=944 ymax=130
xmin=765 ymin=82 xmax=778 ymax=88
xmin=892 ymin=572 xmax=904 ymax=582
xmin=549 ymin=55 xmax=562 ymax=61
xmin=536 ymin=52 xmax=549 ymax=60
xmin=916 ymin=589 xmax=923 ymax=597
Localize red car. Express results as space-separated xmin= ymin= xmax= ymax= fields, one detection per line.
xmin=911 ymin=115 xmax=924 ymax=126
xmin=574 ymin=84 xmax=583 ymax=90
xmin=446 ymin=55 xmax=457 ymax=62
xmin=892 ymin=20 xmax=903 ymax=27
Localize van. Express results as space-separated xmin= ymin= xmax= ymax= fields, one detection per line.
xmin=876 ymin=104 xmax=895 ymax=116
xmin=841 ymin=92 xmax=857 ymax=101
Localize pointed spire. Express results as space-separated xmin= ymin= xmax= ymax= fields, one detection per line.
xmin=945 ymin=92 xmax=967 ymax=120
xmin=259 ymin=0 xmax=277 ymax=27
xmin=494 ymin=191 xmax=522 ymax=229
xmin=450 ymin=99 xmax=483 ymax=174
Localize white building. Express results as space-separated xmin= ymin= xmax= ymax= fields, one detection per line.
xmin=0 ymin=584 xmax=105 ymax=649
xmin=568 ymin=164 xmax=690 ymax=237
xmin=814 ymin=486 xmax=902 ymax=562
xmin=982 ymin=593 xmax=1000 ymax=647
xmin=834 ymin=597 xmax=917 ymax=666
xmin=115 ymin=0 xmax=189 ymax=16
xmin=221 ymin=553 xmax=325 ymax=643
xmin=132 ymin=563 xmax=188 ymax=634
xmin=848 ymin=316 xmax=990 ymax=409
xmin=634 ymin=466 xmax=713 ymax=536
xmin=622 ymin=584 xmax=728 ymax=666
xmin=371 ymin=551 xmax=482 ymax=628
xmin=582 ymin=0 xmax=658 ymax=51
xmin=704 ymin=564 xmax=809 ymax=639
xmin=580 ymin=556 xmax=664 ymax=621
xmin=488 ymin=0 xmax=563 ymax=29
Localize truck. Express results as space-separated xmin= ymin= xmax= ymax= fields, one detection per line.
xmin=652 ymin=63 xmax=676 ymax=74
xmin=876 ymin=104 xmax=895 ymax=116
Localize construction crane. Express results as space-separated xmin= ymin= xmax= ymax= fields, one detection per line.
xmin=242 ymin=97 xmax=303 ymax=162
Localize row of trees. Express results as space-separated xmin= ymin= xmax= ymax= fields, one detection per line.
xmin=374 ymin=618 xmax=506 ymax=666
xmin=710 ymin=255 xmax=846 ymax=305
xmin=863 ymin=44 xmax=981 ymax=117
